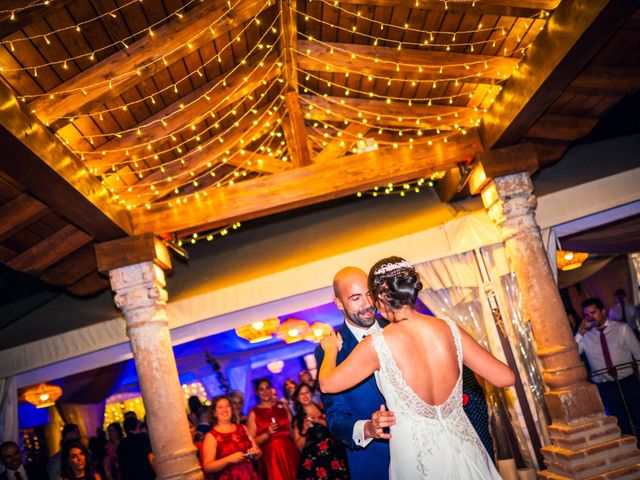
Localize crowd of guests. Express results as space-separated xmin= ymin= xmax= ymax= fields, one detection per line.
xmin=192 ymin=370 xmax=348 ymax=480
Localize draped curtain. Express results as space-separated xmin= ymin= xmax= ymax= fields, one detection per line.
xmin=0 ymin=376 xmax=18 ymax=443
xmin=415 ymin=248 xmax=548 ymax=469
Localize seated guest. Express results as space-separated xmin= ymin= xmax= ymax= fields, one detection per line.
xmin=1 ymin=440 xmax=47 ymax=480
xmin=47 ymin=424 xmax=81 ymax=480
xmin=292 ymin=384 xmax=348 ymax=480
xmin=60 ymin=442 xmax=100 ymax=480
xmin=201 ymin=396 xmax=260 ymax=480
xmin=228 ymin=391 xmax=247 ymax=425
xmin=247 ymin=378 xmax=299 ymax=480
xmin=117 ymin=418 xmax=155 ymax=480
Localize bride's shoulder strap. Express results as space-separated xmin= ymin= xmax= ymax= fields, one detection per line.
xmin=442 ymin=317 xmax=463 ymax=369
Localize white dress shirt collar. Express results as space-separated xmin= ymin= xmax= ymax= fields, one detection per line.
xmin=345 ymin=320 xmax=380 ymax=343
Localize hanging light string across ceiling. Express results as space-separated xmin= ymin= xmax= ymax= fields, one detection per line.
xmin=13 ymin=0 xmax=267 ymax=96
xmin=294 ymin=8 xmax=544 ymax=51
xmin=49 ymin=15 xmax=279 ymax=124
xmin=63 ymin=21 xmax=282 ymax=146
xmin=300 ymin=1 xmax=546 ymax=41
xmin=0 ymin=0 xmax=52 ymax=19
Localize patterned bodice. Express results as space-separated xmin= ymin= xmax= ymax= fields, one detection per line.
xmin=370 ymin=318 xmax=483 ymax=476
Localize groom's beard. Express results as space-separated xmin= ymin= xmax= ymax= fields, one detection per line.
xmin=345 ymin=306 xmax=377 ymax=328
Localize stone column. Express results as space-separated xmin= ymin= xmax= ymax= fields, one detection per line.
xmin=109 ymin=261 xmax=203 ymax=480
xmin=481 ymin=172 xmax=640 ymax=479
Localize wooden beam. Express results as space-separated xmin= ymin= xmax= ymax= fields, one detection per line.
xmin=530 ymin=142 xmax=568 ymax=167
xmin=0 ymin=78 xmax=133 ymax=240
xmin=39 ymin=244 xmax=99 ymax=287
xmin=297 ymin=41 xmax=519 ymax=84
xmin=0 ymin=0 xmax=76 ymax=40
xmin=469 ymin=143 xmax=539 ymax=194
xmin=26 ymin=0 xmax=268 ymax=126
xmin=95 ymin=234 xmax=171 ymax=272
xmin=569 ymin=65 xmax=640 ymax=95
xmin=85 ymin=53 xmax=281 ymax=174
xmin=280 ymin=0 xmax=312 ymax=167
xmin=525 ymin=114 xmax=600 ymax=142
xmin=314 ymin=124 xmax=370 ymax=163
xmin=330 ymin=0 xmax=560 ymax=18
xmin=131 ymin=130 xmax=483 ymax=234
xmin=283 ymin=91 xmax=313 ymax=167
xmin=300 ymin=94 xmax=478 ymax=130
xmin=0 ymin=193 xmax=50 ymax=241
xmin=6 ymin=225 xmax=93 ymax=274
xmin=479 ymin=0 xmax=639 ymax=149
xmin=67 ymin=271 xmax=110 ymax=297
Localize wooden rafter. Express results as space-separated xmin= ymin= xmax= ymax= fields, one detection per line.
xmin=0 ymin=0 xmax=76 ymax=40
xmin=85 ymin=53 xmax=281 ymax=174
xmin=0 ymin=76 xmax=132 ymax=240
xmin=279 ymin=0 xmax=312 ymax=167
xmin=333 ymin=0 xmax=560 ymax=17
xmin=569 ymin=65 xmax=640 ymax=95
xmin=25 ymin=0 xmax=269 ymax=126
xmin=131 ymin=129 xmax=483 ymax=235
xmin=6 ymin=225 xmax=93 ymax=274
xmin=479 ymin=0 xmax=639 ymax=149
xmin=525 ymin=114 xmax=599 ymax=142
xmin=313 ymin=124 xmax=370 ymax=163
xmin=297 ymin=41 xmax=520 ymax=84
xmin=0 ymin=193 xmax=49 ymax=242
xmin=300 ymin=95 xmax=478 ymax=130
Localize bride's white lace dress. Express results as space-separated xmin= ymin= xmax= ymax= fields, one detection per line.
xmin=370 ymin=318 xmax=502 ymax=479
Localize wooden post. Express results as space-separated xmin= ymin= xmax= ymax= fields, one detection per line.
xmin=96 ymin=235 xmax=203 ymax=480
xmin=477 ymin=148 xmax=640 ymax=478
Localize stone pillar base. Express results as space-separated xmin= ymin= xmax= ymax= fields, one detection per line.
xmin=538 ymin=419 xmax=640 ymax=479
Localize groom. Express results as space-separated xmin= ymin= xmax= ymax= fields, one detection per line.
xmin=315 ymin=267 xmax=394 ymax=479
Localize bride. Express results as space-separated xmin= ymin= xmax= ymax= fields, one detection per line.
xmin=319 ymin=256 xmax=515 ymax=479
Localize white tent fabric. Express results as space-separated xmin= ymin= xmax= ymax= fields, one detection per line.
xmin=0 ymin=376 xmax=18 ymax=443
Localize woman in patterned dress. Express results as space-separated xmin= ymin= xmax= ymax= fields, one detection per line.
xmin=292 ymin=383 xmax=349 ymax=480
xmin=201 ymin=396 xmax=260 ymax=480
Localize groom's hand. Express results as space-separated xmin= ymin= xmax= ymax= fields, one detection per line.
xmin=365 ymin=405 xmax=395 ymax=439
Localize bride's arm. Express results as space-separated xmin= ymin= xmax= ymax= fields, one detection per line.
xmin=459 ymin=326 xmax=515 ymax=388
xmin=318 ymin=330 xmax=379 ymax=393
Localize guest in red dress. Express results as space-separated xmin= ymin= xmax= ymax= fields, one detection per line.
xmin=201 ymin=396 xmax=261 ymax=480
xmin=247 ymin=378 xmax=299 ymax=480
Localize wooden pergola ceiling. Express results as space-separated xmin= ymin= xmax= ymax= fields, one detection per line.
xmin=0 ymin=0 xmax=638 ymax=296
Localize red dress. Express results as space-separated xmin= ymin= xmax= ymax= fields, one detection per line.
xmin=252 ymin=403 xmax=299 ymax=480
xmin=205 ymin=425 xmax=258 ymax=480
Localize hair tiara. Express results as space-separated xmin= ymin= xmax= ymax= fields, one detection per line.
xmin=374 ymin=259 xmax=413 ymax=276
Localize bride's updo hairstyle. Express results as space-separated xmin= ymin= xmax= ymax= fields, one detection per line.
xmin=368 ymin=256 xmax=422 ymax=309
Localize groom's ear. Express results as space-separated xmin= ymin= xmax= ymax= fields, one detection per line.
xmin=334 ymin=297 xmax=344 ymax=313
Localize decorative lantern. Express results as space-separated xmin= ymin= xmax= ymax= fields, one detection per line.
xmin=235 ymin=318 xmax=280 ymax=343
xmin=22 ymin=383 xmax=63 ymax=409
xmin=276 ymin=318 xmax=310 ymax=344
xmin=267 ymin=360 xmax=285 ymax=374
xmin=305 ymin=322 xmax=333 ymax=343
xmin=556 ymin=250 xmax=589 ymax=271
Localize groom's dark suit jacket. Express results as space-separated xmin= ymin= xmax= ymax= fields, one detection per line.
xmin=315 ymin=320 xmax=390 ymax=480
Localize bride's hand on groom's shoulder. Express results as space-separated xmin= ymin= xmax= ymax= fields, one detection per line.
xmin=320 ymin=330 xmax=343 ymax=352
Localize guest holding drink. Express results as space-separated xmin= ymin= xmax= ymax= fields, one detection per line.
xmin=247 ymin=378 xmax=299 ymax=480
xmin=201 ymin=396 xmax=260 ymax=480
xmin=292 ymin=384 xmax=349 ymax=480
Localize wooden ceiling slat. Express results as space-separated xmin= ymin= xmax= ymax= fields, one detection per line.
xmin=27 ymin=0 xmax=269 ymax=126
xmin=39 ymin=243 xmax=99 ymax=286
xmin=297 ymin=40 xmax=519 ymax=83
xmin=569 ymin=65 xmax=640 ymax=96
xmin=0 ymin=193 xmax=50 ymax=242
xmin=131 ymin=129 xmax=483 ymax=235
xmin=525 ymin=114 xmax=600 ymax=142
xmin=66 ymin=270 xmax=110 ymax=296
xmin=0 ymin=0 xmax=76 ymax=41
xmin=479 ymin=0 xmax=639 ymax=149
xmin=85 ymin=52 xmax=281 ymax=173
xmin=333 ymin=0 xmax=560 ymax=17
xmin=6 ymin=224 xmax=92 ymax=274
xmin=0 ymin=172 xmax=24 ymax=200
xmin=0 ymin=77 xmax=132 ymax=240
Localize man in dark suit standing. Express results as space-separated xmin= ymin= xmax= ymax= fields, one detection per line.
xmin=0 ymin=441 xmax=47 ymax=480
xmin=315 ymin=267 xmax=394 ymax=479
